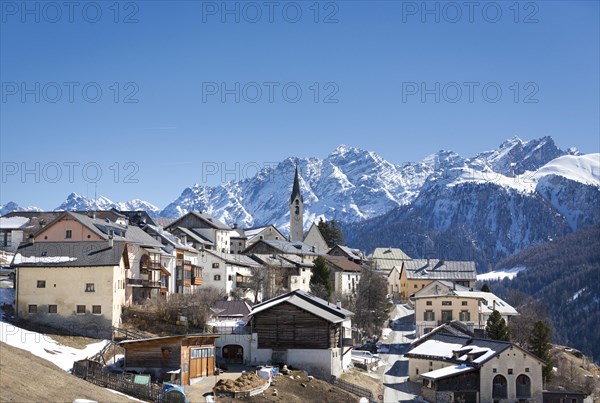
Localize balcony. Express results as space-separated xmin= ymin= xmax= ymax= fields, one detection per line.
xmin=127 ymin=278 xmax=160 ymax=288
xmin=142 ymin=280 xmax=161 ymax=288
xmin=127 ymin=278 xmax=143 ymax=286
xmin=141 ymin=261 xmax=163 ymax=271
xmin=342 ymin=338 xmax=353 ymax=347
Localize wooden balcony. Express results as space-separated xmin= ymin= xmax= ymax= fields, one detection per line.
xmin=127 ymin=278 xmax=143 ymax=286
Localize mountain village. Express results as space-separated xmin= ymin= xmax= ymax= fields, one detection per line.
xmin=1 ymin=164 xmax=596 ymax=403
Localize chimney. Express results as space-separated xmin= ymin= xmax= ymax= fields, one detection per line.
xmin=29 ymin=234 xmax=34 ymax=244
xmin=182 ymin=235 xmax=187 ymax=245
xmin=493 ymin=300 xmax=496 ymax=311
xmin=336 ymin=300 xmax=341 ymax=309
xmin=426 ymin=258 xmax=430 ymax=267
xmin=108 ymin=235 xmax=114 ymax=248
xmin=232 ymin=223 xmax=238 ymax=229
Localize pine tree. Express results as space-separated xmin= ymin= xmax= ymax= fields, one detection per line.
xmin=486 ymin=310 xmax=510 ymax=341
xmin=317 ymin=218 xmax=345 ymax=247
xmin=481 ymin=283 xmax=491 ymax=293
xmin=528 ymin=320 xmax=553 ymax=383
xmin=329 ymin=219 xmax=345 ymax=246
xmin=310 ymin=256 xmax=332 ymax=300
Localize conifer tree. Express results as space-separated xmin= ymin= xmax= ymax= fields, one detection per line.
xmin=310 ymin=256 xmax=332 ymax=300
xmin=486 ymin=310 xmax=510 ymax=341
xmin=528 ymin=320 xmax=553 ymax=383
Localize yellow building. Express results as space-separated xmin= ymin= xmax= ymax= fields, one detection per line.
xmin=412 ymin=280 xmax=519 ymax=338
xmin=388 ymin=259 xmax=477 ymax=301
xmin=13 ymin=240 xmax=128 ymax=338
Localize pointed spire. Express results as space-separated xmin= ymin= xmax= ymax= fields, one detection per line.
xmin=290 ymin=164 xmax=303 ymax=203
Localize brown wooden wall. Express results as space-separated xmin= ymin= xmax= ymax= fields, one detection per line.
xmin=124 ymin=339 xmax=181 ymax=369
xmin=253 ymin=302 xmax=340 ymax=349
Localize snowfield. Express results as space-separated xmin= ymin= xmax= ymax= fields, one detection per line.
xmin=0 ymin=286 xmax=107 ymax=372
xmin=477 ymin=266 xmax=526 ymax=282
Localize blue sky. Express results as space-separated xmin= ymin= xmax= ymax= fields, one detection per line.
xmin=1 ymin=0 xmax=599 ymax=209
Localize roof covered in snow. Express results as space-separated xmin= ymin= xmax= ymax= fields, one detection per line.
xmin=12 ymin=240 xmax=127 ymax=267
xmin=0 ymin=216 xmax=30 ymax=230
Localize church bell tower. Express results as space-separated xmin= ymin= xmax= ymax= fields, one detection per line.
xmin=289 ymin=165 xmax=304 ymax=242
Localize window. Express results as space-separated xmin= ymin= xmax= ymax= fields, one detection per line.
xmin=426 ymin=301 xmax=432 ymax=306
xmin=65 ymin=230 xmax=72 ymax=239
xmin=441 ymin=310 xmax=453 ymax=322
xmin=228 ymin=275 xmax=232 ymax=281
xmin=442 ymin=301 xmax=452 ymax=306
xmin=37 ymin=280 xmax=46 ymax=288
xmin=85 ymin=283 xmax=95 ymax=292
xmin=28 ymin=305 xmax=37 ymax=313
xmin=493 ymin=368 xmax=497 ymax=373
xmin=214 ymin=275 xmax=221 ymax=281
xmin=48 ymin=305 xmax=57 ymax=313
xmin=76 ymin=305 xmax=86 ymax=314
xmin=212 ymin=262 xmax=220 ymax=268
xmin=0 ymin=231 xmax=11 ymax=247
xmin=424 ymin=311 xmax=435 ymax=321
xmin=459 ymin=310 xmax=471 ymax=321
xmin=414 ymin=284 xmax=418 ymax=288
xmin=525 ymin=368 xmax=529 ymax=373
xmin=462 ymin=301 xmax=468 ymax=306
xmin=508 ymin=369 xmax=513 ymax=375
xmin=294 ymin=206 xmax=299 ymax=214
xmin=92 ymin=305 xmax=101 ymax=314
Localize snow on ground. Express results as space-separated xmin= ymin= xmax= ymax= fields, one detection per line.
xmin=0 ymin=321 xmax=109 ymax=371
xmin=572 ymin=288 xmax=587 ymax=301
xmin=1 ymin=286 xmax=108 ymax=371
xmin=477 ymin=266 xmax=526 ymax=282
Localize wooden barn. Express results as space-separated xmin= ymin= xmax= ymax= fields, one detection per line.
xmin=249 ymin=289 xmax=354 ymax=377
xmin=119 ymin=334 xmax=219 ymax=385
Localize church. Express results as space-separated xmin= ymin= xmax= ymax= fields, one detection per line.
xmin=243 ymin=165 xmax=329 ymax=256
xmin=289 ymin=166 xmax=330 ymax=254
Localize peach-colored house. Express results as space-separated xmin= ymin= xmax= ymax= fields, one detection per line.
xmin=31 ymin=212 xmax=167 ymax=304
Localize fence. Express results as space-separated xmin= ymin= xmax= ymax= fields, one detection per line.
xmin=72 ymin=360 xmax=165 ymax=402
xmin=331 ymin=376 xmax=375 ymax=402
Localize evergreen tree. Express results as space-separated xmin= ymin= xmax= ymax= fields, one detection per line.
xmin=486 ymin=310 xmax=510 ymax=341
xmin=528 ymin=320 xmax=553 ymax=383
xmin=481 ymin=283 xmax=491 ymax=292
xmin=310 ymin=256 xmax=332 ymax=300
xmin=329 ymin=219 xmax=345 ymax=246
xmin=317 ymin=218 xmax=345 ymax=247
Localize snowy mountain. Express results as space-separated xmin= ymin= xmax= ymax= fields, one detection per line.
xmin=53 ymin=193 xmax=161 ymax=216
xmin=2 ymin=136 xmax=598 ymax=268
xmin=0 ymin=202 xmax=41 ymax=216
xmin=344 ymin=147 xmax=599 ymax=270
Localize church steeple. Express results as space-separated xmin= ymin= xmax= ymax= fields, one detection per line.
xmin=289 ymin=164 xmax=304 ymax=242
xmin=290 ymin=165 xmax=303 ymax=204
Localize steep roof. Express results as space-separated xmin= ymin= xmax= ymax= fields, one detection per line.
xmin=323 ymin=255 xmax=363 ymax=273
xmin=329 ymin=245 xmax=363 ymax=261
xmin=0 ymin=216 xmax=30 ymax=229
xmin=175 ymin=227 xmax=214 ymax=246
xmin=406 ymin=333 xmax=512 ymax=366
xmin=251 ymin=289 xmax=353 ymax=323
xmin=403 ymin=259 xmax=477 ymax=281
xmin=12 ymin=241 xmax=127 ymax=268
xmin=245 ymin=239 xmax=320 ymax=255
xmin=290 ymin=165 xmax=303 ymax=203
xmin=205 ymin=250 xmax=263 ymax=267
xmin=372 ymin=247 xmax=411 ymax=261
xmin=166 ymin=211 xmax=230 ymax=230
xmin=211 ymin=300 xmax=252 ymax=318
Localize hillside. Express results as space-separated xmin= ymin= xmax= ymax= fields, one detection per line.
xmin=0 ymin=342 xmax=134 ymax=402
xmin=487 ymin=225 xmax=600 ymax=362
